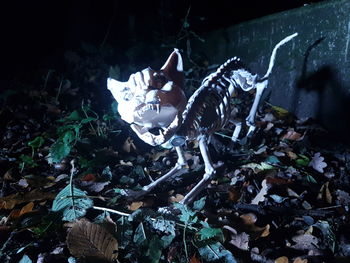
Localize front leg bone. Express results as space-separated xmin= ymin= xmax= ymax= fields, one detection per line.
xmin=181 ymin=136 xmax=215 ymax=205
xmin=245 ymin=79 xmax=268 ymax=137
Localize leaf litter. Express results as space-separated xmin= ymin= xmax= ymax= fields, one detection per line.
xmin=0 ymin=44 xmax=350 ymax=263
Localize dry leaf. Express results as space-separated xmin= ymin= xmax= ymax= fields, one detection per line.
xmin=240 ymin=213 xmax=257 ymax=225
xmin=228 ymin=186 xmax=241 ymax=202
xmin=251 ymin=179 xmax=270 ymax=205
xmin=67 ymin=219 xmax=118 ymax=262
xmin=229 ymin=232 xmax=249 ymax=250
xmin=291 ymin=233 xmax=319 ymax=250
xmin=8 ymin=202 xmax=34 ymax=220
xmin=309 ymin=152 xmax=327 ymax=173
xmin=128 ymin=201 xmax=143 ymax=211
xmin=317 ymin=182 xmax=332 ymax=204
xmin=224 ymin=225 xmax=249 ymax=251
xmin=281 ymin=129 xmax=303 ymax=141
xmin=287 ymin=151 xmax=298 ymax=160
xmin=169 ymin=194 xmax=184 ymax=203
xmin=293 ymin=257 xmax=308 ymax=263
xmin=189 ymin=254 xmax=202 ymax=263
xmin=275 ymin=256 xmax=289 ymax=263
xmin=0 ymin=189 xmax=55 ymax=210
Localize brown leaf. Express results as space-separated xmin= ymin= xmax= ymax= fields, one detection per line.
xmin=0 ymin=189 xmax=55 ymax=210
xmin=8 ymin=202 xmax=34 ymax=220
xmin=189 ymin=254 xmax=202 ymax=263
xmin=67 ymin=219 xmax=118 ymax=262
xmin=275 ymin=256 xmax=289 ymax=263
xmin=128 ymin=201 xmax=143 ymax=211
xmin=293 ymin=257 xmax=308 ymax=263
xmin=228 ymin=186 xmax=241 ymax=202
xmin=240 ymin=213 xmax=257 ymax=225
xmin=317 ymin=182 xmax=332 ymax=204
xmin=81 ymin=173 xmax=96 ymax=182
xmin=169 ymin=194 xmax=184 ymax=203
xmin=281 ymin=129 xmax=303 ymax=141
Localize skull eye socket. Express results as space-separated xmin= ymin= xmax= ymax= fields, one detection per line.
xmin=152 ymin=72 xmax=168 ymax=89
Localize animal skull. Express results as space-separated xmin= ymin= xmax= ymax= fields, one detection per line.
xmin=107 ymin=49 xmax=187 ymax=146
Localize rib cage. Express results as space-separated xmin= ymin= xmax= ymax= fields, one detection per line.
xmin=175 ymin=57 xmax=250 ymax=140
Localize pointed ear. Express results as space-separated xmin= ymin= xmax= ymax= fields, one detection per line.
xmin=160 ymin=49 xmax=184 ymax=87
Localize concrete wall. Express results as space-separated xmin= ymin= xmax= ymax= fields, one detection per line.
xmin=194 ymin=0 xmax=350 ymax=142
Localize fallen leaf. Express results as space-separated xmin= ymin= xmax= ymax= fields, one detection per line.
xmin=223 ymin=226 xmax=249 ymax=250
xmin=240 ymin=213 xmax=257 ymax=225
xmin=8 ymin=202 xmax=35 ymax=220
xmin=189 ymin=254 xmax=202 ymax=263
xmin=291 ymin=233 xmax=319 ymax=250
xmin=0 ymin=190 xmax=55 ymax=210
xmin=275 ymin=256 xmax=289 ymax=263
xmin=228 ymin=186 xmax=241 ymax=202
xmin=251 ymin=179 xmax=270 ymax=205
xmin=281 ymin=129 xmax=303 ymax=141
xmin=287 ymin=151 xmax=298 ymax=160
xmin=81 ymin=173 xmax=96 ymax=181
xmin=67 ymin=219 xmax=118 ymax=262
xmin=293 ymin=257 xmax=308 ymax=263
xmin=169 ymin=194 xmax=184 ymax=203
xmin=317 ymin=182 xmax=332 ymax=204
xmin=128 ymin=201 xmax=143 ymax=211
xmin=309 ymin=152 xmax=327 ymax=173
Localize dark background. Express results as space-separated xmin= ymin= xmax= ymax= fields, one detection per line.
xmin=1 ymin=0 xmax=325 ymax=83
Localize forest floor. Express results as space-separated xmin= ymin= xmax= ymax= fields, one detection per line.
xmin=1 ymin=45 xmax=350 ymax=263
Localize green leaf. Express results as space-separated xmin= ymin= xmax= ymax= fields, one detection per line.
xmin=198 ymin=242 xmax=237 ymax=263
xmin=81 ymin=117 xmax=97 ymax=124
xmin=193 ymin=196 xmax=206 ymax=211
xmin=28 ymin=136 xmax=44 ymax=149
xmin=265 ymin=155 xmax=280 ymax=165
xmin=58 ymin=110 xmax=82 ymax=122
xmin=52 ymin=184 xmax=93 ymax=221
xmin=117 ymin=217 xmax=133 ymax=249
xmin=19 ymin=255 xmax=33 ymax=263
xmin=296 ymin=154 xmax=310 ymax=166
xmin=63 ymin=130 xmax=75 ymax=144
xmin=48 ymin=141 xmax=71 ymax=163
xmin=133 ymin=222 xmax=147 ymax=245
xmin=150 ymin=217 xmax=176 ymax=236
xmin=198 ymin=224 xmax=223 ymax=241
xmin=173 ymin=203 xmax=198 ymax=224
xmin=19 ymin=154 xmax=37 ymax=168
xmin=147 ymin=237 xmax=163 ymax=263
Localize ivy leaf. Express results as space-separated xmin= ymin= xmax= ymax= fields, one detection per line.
xmin=133 ymin=222 xmax=147 ymax=245
xmin=28 ymin=136 xmax=45 ymax=149
xmin=48 ymin=141 xmax=71 ymax=163
xmin=19 ymin=254 xmax=33 ymax=263
xmin=197 ymin=242 xmax=237 ymax=263
xmin=198 ymin=223 xmax=223 ymax=241
xmin=193 ymin=196 xmax=206 ymax=211
xmin=52 ymin=184 xmax=93 ymax=221
xmin=173 ymin=203 xmax=198 ymax=224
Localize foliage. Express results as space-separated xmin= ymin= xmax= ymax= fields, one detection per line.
xmin=52 ymin=184 xmax=93 ymax=221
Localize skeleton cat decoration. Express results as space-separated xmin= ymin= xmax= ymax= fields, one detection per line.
xmin=107 ymin=33 xmax=298 ymax=205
